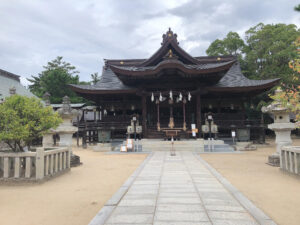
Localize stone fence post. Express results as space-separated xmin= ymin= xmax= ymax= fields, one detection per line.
xmin=36 ymin=147 xmax=45 ymax=180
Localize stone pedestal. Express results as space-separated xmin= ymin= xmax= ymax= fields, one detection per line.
xmin=43 ymin=131 xmax=55 ymax=148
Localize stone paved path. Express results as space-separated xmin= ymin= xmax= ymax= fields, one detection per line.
xmin=102 ymin=152 xmax=268 ymax=225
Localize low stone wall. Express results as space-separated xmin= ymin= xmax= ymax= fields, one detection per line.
xmin=281 ymin=146 xmax=300 ymax=175
xmin=0 ymin=147 xmax=71 ymax=181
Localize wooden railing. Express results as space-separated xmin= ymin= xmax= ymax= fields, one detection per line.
xmin=281 ymin=146 xmax=300 ymax=175
xmin=0 ymin=147 xmax=71 ymax=181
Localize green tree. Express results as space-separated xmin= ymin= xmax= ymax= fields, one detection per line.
xmin=206 ymin=32 xmax=245 ymax=56
xmin=27 ymin=56 xmax=84 ymax=103
xmin=295 ymin=4 xmax=300 ymax=12
xmin=0 ymin=95 xmax=62 ymax=152
xmin=91 ymin=72 xmax=100 ymax=84
xmin=243 ymin=23 xmax=300 ymax=87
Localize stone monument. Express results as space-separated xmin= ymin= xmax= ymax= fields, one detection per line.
xmin=262 ymin=88 xmax=295 ymax=166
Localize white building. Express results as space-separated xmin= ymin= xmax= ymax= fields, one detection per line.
xmin=0 ymin=68 xmax=35 ymax=101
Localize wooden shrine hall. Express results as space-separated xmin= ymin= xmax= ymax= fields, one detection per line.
xmin=70 ymin=28 xmax=279 ymax=141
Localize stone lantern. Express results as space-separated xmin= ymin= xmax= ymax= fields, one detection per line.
xmin=262 ymin=88 xmax=295 ymax=166
xmin=56 ymin=96 xmax=78 ymax=147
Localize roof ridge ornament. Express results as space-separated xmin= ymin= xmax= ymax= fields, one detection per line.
xmin=161 ymin=28 xmax=179 ymax=45
xmin=163 ymin=49 xmax=179 ymax=60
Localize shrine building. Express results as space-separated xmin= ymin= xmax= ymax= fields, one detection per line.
xmin=70 ymin=28 xmax=279 ymax=141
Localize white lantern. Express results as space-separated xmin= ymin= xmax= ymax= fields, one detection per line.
xmin=188 ymin=92 xmax=191 ymax=101
xmin=151 ymin=92 xmax=154 ymax=102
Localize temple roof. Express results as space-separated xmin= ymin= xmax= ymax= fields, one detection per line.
xmin=70 ymin=67 xmax=136 ymax=94
xmin=208 ymin=63 xmax=280 ymax=92
xmin=109 ymin=60 xmax=235 ymax=78
xmin=70 ymin=28 xmax=279 ymax=95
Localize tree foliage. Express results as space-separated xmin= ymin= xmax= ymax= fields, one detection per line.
xmin=27 ymin=56 xmax=85 ymax=103
xmin=206 ymin=32 xmax=245 ymax=56
xmin=0 ymin=95 xmax=62 ymax=152
xmin=270 ymin=36 xmax=300 ymax=126
xmin=91 ymin=72 xmax=100 ymax=85
xmin=295 ymin=4 xmax=300 ymax=12
xmin=243 ymin=23 xmax=300 ymax=86
xmin=270 ymin=87 xmax=300 ymax=126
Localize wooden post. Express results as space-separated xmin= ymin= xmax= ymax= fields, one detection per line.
xmin=217 ymin=100 xmax=221 ymax=113
xmin=168 ymin=99 xmax=174 ymax=128
xmin=156 ymin=100 xmax=160 ymax=131
xmin=142 ymin=95 xmax=147 ymax=138
xmin=83 ymin=122 xmax=87 ymax=148
xmin=196 ymin=94 xmax=202 ymax=137
xmin=183 ymin=98 xmax=186 ymax=131
xmin=76 ymin=115 xmax=79 ymax=147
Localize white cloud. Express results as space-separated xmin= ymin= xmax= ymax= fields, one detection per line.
xmin=0 ymin=0 xmax=298 ymax=86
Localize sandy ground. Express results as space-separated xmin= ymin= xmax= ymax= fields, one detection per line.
xmin=201 ymin=138 xmax=300 ymax=225
xmin=0 ymin=147 xmax=146 ymax=225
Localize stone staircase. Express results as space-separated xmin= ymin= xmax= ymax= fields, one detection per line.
xmin=118 ymin=139 xmax=235 ymax=152
xmin=138 ymin=139 xmax=205 ymax=152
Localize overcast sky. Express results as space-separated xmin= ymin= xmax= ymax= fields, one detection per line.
xmin=0 ymin=0 xmax=299 ymax=86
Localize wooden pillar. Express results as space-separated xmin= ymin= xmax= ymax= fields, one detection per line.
xmin=168 ymin=99 xmax=174 ymax=128
xmin=183 ymin=98 xmax=186 ymax=131
xmin=142 ymin=95 xmax=147 ymax=138
xmin=156 ymin=99 xmax=160 ymax=131
xmin=76 ymin=115 xmax=79 ymax=147
xmin=217 ymin=100 xmax=221 ymax=113
xmin=122 ymin=96 xmax=127 ymax=117
xmin=196 ymin=94 xmax=202 ymax=137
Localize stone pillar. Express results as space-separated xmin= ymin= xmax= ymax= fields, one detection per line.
xmin=36 ymin=147 xmax=45 ymax=180
xmin=142 ymin=95 xmax=147 ymax=138
xmin=196 ymin=94 xmax=201 ymax=137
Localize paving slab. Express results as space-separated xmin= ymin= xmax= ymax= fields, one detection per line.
xmin=89 ymin=151 xmax=276 ymax=225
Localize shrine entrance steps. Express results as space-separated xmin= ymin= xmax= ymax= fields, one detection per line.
xmin=139 ymin=139 xmax=204 ymax=152
xmin=137 ymin=139 xmax=234 ymax=152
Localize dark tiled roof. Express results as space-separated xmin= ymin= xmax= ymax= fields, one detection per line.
xmin=105 ymin=55 xmax=236 ymax=67
xmin=214 ymin=63 xmax=280 ymax=88
xmin=71 ymin=62 xmax=279 ymax=94
xmin=111 ymin=60 xmax=235 ymax=72
xmin=70 ymin=68 xmax=134 ymax=91
xmin=0 ymin=68 xmax=20 ymax=82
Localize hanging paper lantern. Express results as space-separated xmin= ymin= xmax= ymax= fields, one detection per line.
xmin=188 ymin=92 xmax=192 ymax=101
xmin=170 ymin=90 xmax=173 ymax=100
xmin=159 ymin=92 xmax=163 ymax=101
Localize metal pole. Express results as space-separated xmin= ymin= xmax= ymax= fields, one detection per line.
xmin=170 ymin=136 xmax=175 ymax=156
